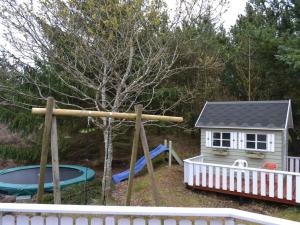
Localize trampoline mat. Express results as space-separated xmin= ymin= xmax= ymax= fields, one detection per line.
xmin=0 ymin=167 xmax=84 ymax=184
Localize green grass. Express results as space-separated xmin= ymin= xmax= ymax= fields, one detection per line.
xmin=275 ymin=207 xmax=300 ymax=221
xmin=134 ymin=180 xmax=148 ymax=193
xmin=112 ymin=165 xmax=300 ymax=222
xmin=42 ymin=178 xmax=102 ymax=205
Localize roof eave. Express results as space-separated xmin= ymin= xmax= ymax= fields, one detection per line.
xmin=285 ymin=99 xmax=294 ymax=129
xmin=205 ymin=100 xmax=290 ymax=105
xmin=194 ymin=101 xmax=208 ymax=127
xmin=195 ymin=125 xmax=285 ymax=131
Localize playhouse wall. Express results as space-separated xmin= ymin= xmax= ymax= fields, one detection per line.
xmin=200 ymin=128 xmax=284 ymax=170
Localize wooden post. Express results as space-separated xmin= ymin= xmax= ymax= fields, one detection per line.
xmin=37 ymin=97 xmax=55 ymax=203
xmin=169 ymin=140 xmax=172 ymax=168
xmin=140 ymin=123 xmax=161 ymax=206
xmin=164 ymin=139 xmax=167 ymax=147
xmin=50 ymin=104 xmax=61 ymax=204
xmin=125 ymin=104 xmax=143 ymax=206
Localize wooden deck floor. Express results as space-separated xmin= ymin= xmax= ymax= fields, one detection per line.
xmin=186 ymin=174 xmax=298 ymax=206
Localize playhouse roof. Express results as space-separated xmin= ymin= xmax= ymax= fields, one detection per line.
xmin=195 ymin=100 xmax=293 ymax=130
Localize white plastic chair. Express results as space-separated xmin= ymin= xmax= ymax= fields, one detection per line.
xmin=232 ymin=159 xmax=248 ymax=168
xmin=232 ymin=159 xmax=248 ymax=174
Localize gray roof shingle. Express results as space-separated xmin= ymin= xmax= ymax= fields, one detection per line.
xmin=195 ymin=100 xmax=291 ymax=130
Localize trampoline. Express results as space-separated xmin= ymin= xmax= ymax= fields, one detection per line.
xmin=0 ymin=165 xmax=95 ymax=196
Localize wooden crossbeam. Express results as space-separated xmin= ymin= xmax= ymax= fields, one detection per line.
xmin=32 ymin=108 xmax=183 ymax=123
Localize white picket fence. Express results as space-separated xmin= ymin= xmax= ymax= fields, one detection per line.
xmin=184 ymin=157 xmax=300 ymax=204
xmin=0 ymin=203 xmax=299 ymax=225
xmin=287 ymin=156 xmax=300 ymax=172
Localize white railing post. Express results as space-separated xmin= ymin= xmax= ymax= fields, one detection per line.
xmin=201 ymin=165 xmax=207 ymax=187
xmin=245 ymin=170 xmax=250 ymax=194
xmin=290 ymin=158 xmax=294 ymax=172
xmin=224 ymin=218 xmax=235 ymax=225
xmin=296 ymin=159 xmax=300 ymax=173
xmin=184 ymin=161 xmax=187 ymax=183
xmin=237 ymin=170 xmax=242 ymax=193
xmin=222 ymin=167 xmax=227 ymax=190
xmin=252 ymin=171 xmax=258 ymax=195
xmin=261 ymin=172 xmax=266 ymax=196
xmin=215 ymin=167 xmax=220 ymax=189
xmin=296 ymin=175 xmax=300 ymax=203
xmin=208 ymin=166 xmax=213 ymax=188
xmin=269 ymin=173 xmax=275 ymax=198
xmin=229 ymin=169 xmax=234 ymax=192
xmin=195 ymin=164 xmax=200 ymax=186
xmin=277 ymin=174 xmax=283 ymax=199
xmin=188 ymin=162 xmax=194 ymax=186
xmin=286 ymin=175 xmax=293 ymax=200
xmin=287 ymin=156 xmax=300 ymax=173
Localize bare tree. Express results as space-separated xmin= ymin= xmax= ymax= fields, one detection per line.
xmin=0 ymin=0 xmax=228 ymax=203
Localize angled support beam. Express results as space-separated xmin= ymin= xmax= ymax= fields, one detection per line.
xmin=126 ymin=105 xmax=143 ymax=206
xmin=50 ymin=103 xmax=61 ymax=204
xmin=37 ymin=97 xmax=54 ymax=203
xmin=140 ymin=123 xmax=161 ymax=206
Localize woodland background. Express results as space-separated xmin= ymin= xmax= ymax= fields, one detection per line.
xmin=0 ymin=0 xmax=299 ymax=201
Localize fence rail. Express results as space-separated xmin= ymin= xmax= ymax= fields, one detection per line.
xmin=0 ymin=203 xmax=299 ymax=225
xmin=184 ymin=156 xmax=300 ymax=205
xmin=287 ymin=156 xmax=300 ymax=172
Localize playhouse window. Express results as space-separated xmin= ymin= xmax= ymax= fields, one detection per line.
xmin=212 ymin=132 xmax=231 ymax=148
xmin=246 ymin=134 xmax=267 ymax=150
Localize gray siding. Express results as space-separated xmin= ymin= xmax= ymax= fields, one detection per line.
xmin=200 ymin=128 xmax=284 ymax=170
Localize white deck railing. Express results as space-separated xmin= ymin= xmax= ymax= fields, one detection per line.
xmin=0 ymin=203 xmax=299 ymax=225
xmin=184 ymin=156 xmax=300 ymax=205
xmin=287 ymin=156 xmax=300 ymax=172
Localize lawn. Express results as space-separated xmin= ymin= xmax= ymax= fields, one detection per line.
xmin=111 ymin=164 xmax=300 ymax=222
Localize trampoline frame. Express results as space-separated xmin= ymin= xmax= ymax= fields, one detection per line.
xmin=0 ymin=165 xmax=95 ymax=196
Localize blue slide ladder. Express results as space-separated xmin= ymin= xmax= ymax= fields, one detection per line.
xmin=112 ymin=144 xmax=169 ymax=184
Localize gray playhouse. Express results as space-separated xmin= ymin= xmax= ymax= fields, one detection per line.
xmin=195 ymin=100 xmax=293 ymax=170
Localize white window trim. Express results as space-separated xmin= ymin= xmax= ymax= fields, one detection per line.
xmin=244 ymin=133 xmax=268 ymax=152
xmin=212 ymin=132 xmax=231 ymax=148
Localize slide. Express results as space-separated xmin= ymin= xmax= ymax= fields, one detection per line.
xmin=112 ymin=144 xmax=168 ymax=184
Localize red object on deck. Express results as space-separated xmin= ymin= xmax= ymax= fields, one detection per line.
xmin=260 ymin=162 xmax=278 ymax=170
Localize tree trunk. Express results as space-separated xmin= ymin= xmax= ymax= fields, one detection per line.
xmin=101 ymin=120 xmax=113 ymax=205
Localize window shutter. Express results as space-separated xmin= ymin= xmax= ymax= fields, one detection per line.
xmin=238 ymin=132 xmax=245 ymax=149
xmin=205 ymin=131 xmax=212 ymax=147
xmin=267 ymin=134 xmax=275 ymax=152
xmin=231 ymin=132 xmax=238 ymax=149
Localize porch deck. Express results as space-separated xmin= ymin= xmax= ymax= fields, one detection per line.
xmin=187 ymin=172 xmax=297 ymax=205
xmin=184 ymin=156 xmax=300 ymax=206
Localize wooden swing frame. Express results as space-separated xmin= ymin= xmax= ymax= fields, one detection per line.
xmin=32 ymin=97 xmax=183 ymax=206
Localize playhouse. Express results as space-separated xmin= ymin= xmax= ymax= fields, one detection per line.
xmin=184 ymin=100 xmax=300 ymax=205
xmin=195 ymin=100 xmax=293 ymax=170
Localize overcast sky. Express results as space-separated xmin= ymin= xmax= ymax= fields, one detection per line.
xmin=165 ymin=0 xmax=247 ymax=30
xmin=0 ymin=0 xmax=248 ymax=56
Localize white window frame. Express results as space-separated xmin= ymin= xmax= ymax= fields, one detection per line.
xmin=212 ymin=132 xmax=231 ymax=148
xmin=245 ymin=133 xmax=268 ymax=151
